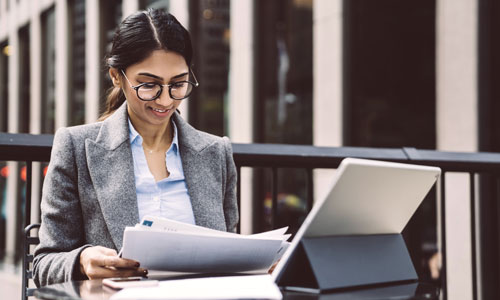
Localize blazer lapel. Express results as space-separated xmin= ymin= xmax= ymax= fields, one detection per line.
xmin=173 ymin=113 xmax=224 ymax=230
xmin=86 ymin=103 xmax=139 ymax=250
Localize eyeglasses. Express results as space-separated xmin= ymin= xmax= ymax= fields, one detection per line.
xmin=120 ymin=69 xmax=199 ymax=101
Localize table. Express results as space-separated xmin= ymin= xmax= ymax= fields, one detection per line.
xmin=34 ymin=277 xmax=440 ymax=300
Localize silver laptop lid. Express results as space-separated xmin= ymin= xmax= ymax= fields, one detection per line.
xmin=272 ymin=157 xmax=441 ymax=281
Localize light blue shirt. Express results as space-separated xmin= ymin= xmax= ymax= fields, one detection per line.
xmin=128 ymin=119 xmax=195 ymax=224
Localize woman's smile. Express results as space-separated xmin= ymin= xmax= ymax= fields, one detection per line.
xmin=148 ymin=106 xmax=173 ymax=118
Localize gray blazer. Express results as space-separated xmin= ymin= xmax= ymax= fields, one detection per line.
xmin=33 ymin=102 xmax=239 ymax=286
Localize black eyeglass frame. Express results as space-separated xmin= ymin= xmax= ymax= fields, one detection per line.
xmin=120 ymin=69 xmax=199 ymax=101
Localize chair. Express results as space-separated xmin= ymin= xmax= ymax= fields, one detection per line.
xmin=22 ymin=223 xmax=40 ymax=300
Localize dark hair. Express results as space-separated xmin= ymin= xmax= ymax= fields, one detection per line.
xmin=99 ymin=9 xmax=193 ymax=120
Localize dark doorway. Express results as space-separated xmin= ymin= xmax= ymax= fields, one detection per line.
xmin=478 ymin=0 xmax=500 ymax=298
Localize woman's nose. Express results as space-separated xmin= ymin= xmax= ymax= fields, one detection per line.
xmin=155 ymin=89 xmax=174 ymax=107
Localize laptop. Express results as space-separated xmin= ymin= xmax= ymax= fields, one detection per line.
xmin=272 ymin=157 xmax=441 ymax=291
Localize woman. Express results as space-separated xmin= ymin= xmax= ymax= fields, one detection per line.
xmin=33 ymin=9 xmax=238 ymax=286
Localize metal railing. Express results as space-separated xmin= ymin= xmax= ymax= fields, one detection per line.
xmin=2 ymin=132 xmax=500 ymax=299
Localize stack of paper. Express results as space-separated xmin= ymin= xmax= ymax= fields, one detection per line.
xmin=120 ymin=215 xmax=290 ymax=273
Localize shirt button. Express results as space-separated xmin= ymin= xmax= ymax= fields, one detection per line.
xmin=153 ymin=196 xmax=159 ymax=202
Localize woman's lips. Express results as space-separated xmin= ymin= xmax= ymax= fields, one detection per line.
xmin=149 ymin=106 xmax=172 ymax=117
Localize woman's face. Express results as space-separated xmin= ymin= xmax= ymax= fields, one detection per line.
xmin=114 ymin=50 xmax=189 ymax=129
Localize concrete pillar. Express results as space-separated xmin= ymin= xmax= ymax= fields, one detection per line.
xmin=85 ymin=0 xmax=100 ymax=123
xmin=5 ymin=0 xmax=20 ymax=263
xmin=7 ymin=1 xmax=18 ymax=134
xmin=30 ymin=0 xmax=43 ymax=225
xmin=312 ymin=0 xmax=343 ymax=203
xmin=436 ymin=0 xmax=478 ymax=299
xmin=55 ymin=0 xmax=69 ymax=129
xmin=169 ymin=0 xmax=190 ymax=119
xmin=229 ymin=0 xmax=254 ymax=234
xmin=17 ymin=0 xmax=29 ymax=25
xmin=0 ymin=0 xmax=6 ymax=40
xmin=30 ymin=4 xmax=42 ymax=135
xmin=122 ymin=0 xmax=139 ymax=19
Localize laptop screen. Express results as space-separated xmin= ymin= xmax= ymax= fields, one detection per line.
xmin=272 ymin=157 xmax=440 ymax=283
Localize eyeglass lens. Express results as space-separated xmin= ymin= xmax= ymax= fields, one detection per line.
xmin=137 ymin=82 xmax=193 ymax=101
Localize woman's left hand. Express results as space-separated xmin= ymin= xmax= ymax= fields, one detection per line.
xmin=79 ymin=246 xmax=148 ymax=279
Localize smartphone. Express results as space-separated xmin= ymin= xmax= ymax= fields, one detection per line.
xmin=102 ymin=277 xmax=159 ymax=290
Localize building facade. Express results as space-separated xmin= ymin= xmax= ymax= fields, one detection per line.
xmin=1 ymin=0 xmax=499 ymax=298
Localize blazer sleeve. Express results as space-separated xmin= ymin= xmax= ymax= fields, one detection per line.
xmin=33 ymin=127 xmax=91 ymax=287
xmin=222 ymin=137 xmax=239 ymax=233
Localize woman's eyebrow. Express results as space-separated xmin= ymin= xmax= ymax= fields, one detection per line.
xmin=137 ymin=72 xmax=163 ymax=80
xmin=171 ymin=72 xmax=189 ymax=80
xmin=137 ymin=72 xmax=189 ymax=81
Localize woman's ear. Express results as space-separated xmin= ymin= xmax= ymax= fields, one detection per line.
xmin=109 ymin=68 xmax=121 ymax=87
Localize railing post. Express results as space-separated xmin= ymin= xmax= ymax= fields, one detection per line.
xmin=271 ymin=167 xmax=278 ymax=229
xmin=440 ymin=173 xmax=448 ymax=300
xmin=25 ymin=161 xmax=32 ymax=229
xmin=470 ymin=172 xmax=477 ymax=300
xmin=21 ymin=232 xmax=27 ymax=300
xmin=236 ymin=166 xmax=241 ymax=233
xmin=306 ymin=168 xmax=314 ymax=212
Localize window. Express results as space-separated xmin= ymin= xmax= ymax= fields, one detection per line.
xmin=0 ymin=40 xmax=8 ymax=259
xmin=253 ymin=0 xmax=313 ymax=233
xmin=343 ymin=0 xmax=436 ymax=149
xmin=41 ymin=7 xmax=56 ymax=134
xmin=100 ymin=0 xmax=122 ymax=115
xmin=255 ymin=0 xmax=313 ymax=145
xmin=343 ymin=0 xmax=437 ymax=281
xmin=140 ymin=0 xmax=169 ymax=10
xmin=0 ymin=41 xmax=8 ymax=132
xmin=189 ymin=0 xmax=230 ymax=136
xmin=69 ymin=0 xmax=86 ymax=126
xmin=18 ymin=25 xmax=30 ymax=133
xmin=478 ymin=0 xmax=500 ymax=297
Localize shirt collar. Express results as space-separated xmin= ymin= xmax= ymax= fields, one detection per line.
xmin=128 ymin=118 xmax=141 ymax=145
xmin=170 ymin=121 xmax=179 ymax=153
xmin=128 ymin=118 xmax=179 ymax=153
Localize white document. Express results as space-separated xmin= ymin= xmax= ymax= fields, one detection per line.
xmin=138 ymin=216 xmax=239 ymax=237
xmin=121 ymin=216 xmax=290 ymax=273
xmin=110 ymin=274 xmax=283 ymax=300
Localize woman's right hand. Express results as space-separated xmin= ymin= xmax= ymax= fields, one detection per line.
xmin=79 ymin=246 xmax=148 ymax=279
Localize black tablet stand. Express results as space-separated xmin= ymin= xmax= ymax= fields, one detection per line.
xmin=276 ymin=234 xmax=418 ymax=293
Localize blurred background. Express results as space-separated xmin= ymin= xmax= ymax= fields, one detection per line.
xmin=1 ymin=0 xmax=499 ymax=299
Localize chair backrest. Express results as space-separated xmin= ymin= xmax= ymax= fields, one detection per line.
xmin=22 ymin=223 xmax=40 ymax=300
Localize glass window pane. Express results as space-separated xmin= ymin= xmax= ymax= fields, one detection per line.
xmin=343 ymin=0 xmax=437 ymax=282
xmin=100 ymin=0 xmax=122 ymax=114
xmin=0 ymin=42 xmax=8 ymax=132
xmin=140 ymin=0 xmax=169 ymax=10
xmin=188 ymin=0 xmax=230 ymax=136
xmin=254 ymin=168 xmax=309 ymax=234
xmin=255 ymin=0 xmax=313 ymax=145
xmin=41 ymin=7 xmax=56 ymax=134
xmin=69 ymin=0 xmax=86 ymax=126
xmin=344 ymin=0 xmax=436 ymax=149
xmin=253 ymin=0 xmax=313 ymax=234
xmin=19 ymin=25 xmax=30 ymax=133
xmin=478 ymin=2 xmax=500 ymax=297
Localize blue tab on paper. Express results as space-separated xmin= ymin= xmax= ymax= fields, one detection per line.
xmin=142 ymin=220 xmax=153 ymax=227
